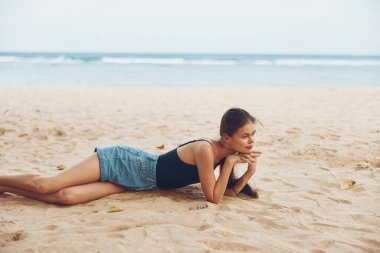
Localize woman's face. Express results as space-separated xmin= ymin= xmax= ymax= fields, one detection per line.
xmin=226 ymin=121 xmax=256 ymax=154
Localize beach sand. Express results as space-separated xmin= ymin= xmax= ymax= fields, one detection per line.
xmin=0 ymin=88 xmax=379 ymax=252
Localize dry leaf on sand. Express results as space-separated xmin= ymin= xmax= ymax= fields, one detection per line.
xmin=340 ymin=180 xmax=356 ymax=190
xmin=57 ymin=164 xmax=67 ymax=170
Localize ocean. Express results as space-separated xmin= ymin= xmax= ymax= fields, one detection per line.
xmin=0 ymin=52 xmax=379 ymax=87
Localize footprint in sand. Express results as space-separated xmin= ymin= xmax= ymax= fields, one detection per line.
xmin=189 ymin=203 xmax=208 ymax=210
xmin=45 ymin=225 xmax=59 ymax=231
xmin=204 ymin=240 xmax=257 ymax=251
xmin=290 ymin=207 xmax=302 ymax=213
xmin=255 ymin=217 xmax=288 ymax=230
xmin=29 ymin=159 xmax=40 ymax=164
xmin=49 ymin=128 xmax=66 ymax=137
xmin=0 ymin=230 xmax=25 ymax=243
xmin=197 ymin=223 xmax=213 ymax=231
xmin=36 ymin=134 xmax=48 ymax=141
xmin=368 ymin=158 xmax=380 ymax=168
xmin=326 ymin=196 xmax=352 ymax=205
xmin=318 ymin=166 xmax=331 ymax=172
xmin=0 ymin=220 xmax=15 ymax=226
xmin=286 ymin=127 xmax=302 ymax=135
xmin=278 ymin=179 xmax=297 ymax=188
xmin=311 ymin=133 xmax=340 ymax=141
xmin=108 ymin=225 xmax=131 ymax=232
xmin=107 ymin=233 xmax=125 ymax=239
xmin=214 ymin=230 xmax=235 ymax=237
xmin=354 ymin=162 xmax=371 ymax=170
xmin=357 ymin=238 xmax=380 ymax=249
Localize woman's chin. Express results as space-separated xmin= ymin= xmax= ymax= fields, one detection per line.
xmin=237 ymin=148 xmax=253 ymax=154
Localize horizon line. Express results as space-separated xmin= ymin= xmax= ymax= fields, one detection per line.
xmin=0 ymin=51 xmax=380 ymax=57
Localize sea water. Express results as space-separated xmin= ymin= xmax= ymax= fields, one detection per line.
xmin=0 ymin=52 xmax=379 ymax=87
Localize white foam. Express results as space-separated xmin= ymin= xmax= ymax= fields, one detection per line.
xmin=26 ymin=56 xmax=82 ymax=64
xmin=0 ymin=56 xmax=18 ymax=63
xmin=187 ymin=60 xmax=236 ymax=65
xmin=102 ymin=57 xmax=185 ymax=65
xmin=1 ymin=54 xmax=380 ymax=67
xmin=253 ymin=60 xmax=273 ymax=66
xmin=102 ymin=57 xmax=237 ymax=65
xmin=0 ymin=56 xmax=82 ymax=64
xmin=274 ymin=59 xmax=380 ymax=67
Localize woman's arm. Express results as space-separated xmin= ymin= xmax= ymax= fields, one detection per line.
xmin=212 ymin=158 xmax=236 ymax=203
xmin=196 ymin=144 xmax=259 ymax=204
xmin=196 ymin=145 xmax=244 ymax=204
xmin=224 ymin=159 xmax=257 ymax=197
xmin=232 ymin=169 xmax=255 ymax=194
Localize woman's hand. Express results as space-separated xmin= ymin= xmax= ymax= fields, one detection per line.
xmin=237 ymin=150 xmax=261 ymax=165
xmin=226 ymin=154 xmax=249 ymax=164
xmin=226 ymin=150 xmax=262 ymax=165
xmin=240 ymin=150 xmax=261 ymax=175
xmin=243 ymin=150 xmax=262 ymax=176
xmin=246 ymin=161 xmax=257 ymax=175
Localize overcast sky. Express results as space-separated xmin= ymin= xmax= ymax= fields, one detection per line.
xmin=0 ymin=0 xmax=379 ymax=55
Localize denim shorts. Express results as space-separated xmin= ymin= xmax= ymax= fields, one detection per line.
xmin=94 ymin=145 xmax=159 ymax=191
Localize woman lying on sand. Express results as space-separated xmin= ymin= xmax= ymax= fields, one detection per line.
xmin=0 ymin=108 xmax=262 ymax=205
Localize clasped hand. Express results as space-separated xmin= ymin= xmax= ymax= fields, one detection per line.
xmin=227 ymin=150 xmax=262 ymax=174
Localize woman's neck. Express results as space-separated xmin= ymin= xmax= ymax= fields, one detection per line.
xmin=210 ymin=139 xmax=236 ymax=163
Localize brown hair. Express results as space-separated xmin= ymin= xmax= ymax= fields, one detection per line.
xmin=219 ymin=108 xmax=260 ymax=199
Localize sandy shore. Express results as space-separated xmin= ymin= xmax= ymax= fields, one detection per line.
xmin=0 ymin=88 xmax=379 ymax=252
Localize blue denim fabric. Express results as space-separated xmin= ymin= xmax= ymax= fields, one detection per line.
xmin=94 ymin=145 xmax=159 ymax=191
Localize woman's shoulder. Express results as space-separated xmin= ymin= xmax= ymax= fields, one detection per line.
xmin=191 ymin=138 xmax=214 ymax=152
xmin=176 ymin=138 xmax=215 ymax=166
xmin=178 ymin=137 xmax=213 ymax=148
xmin=192 ymin=139 xmax=215 ymax=159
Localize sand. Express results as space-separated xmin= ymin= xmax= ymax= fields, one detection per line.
xmin=0 ymin=87 xmax=379 ymax=253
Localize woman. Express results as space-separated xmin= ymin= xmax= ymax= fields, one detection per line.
xmin=0 ymin=108 xmax=262 ymax=205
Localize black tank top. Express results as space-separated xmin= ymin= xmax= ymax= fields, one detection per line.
xmin=155 ymin=139 xmax=216 ymax=189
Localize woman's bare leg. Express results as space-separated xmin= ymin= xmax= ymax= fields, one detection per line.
xmin=0 ymin=182 xmax=126 ymax=205
xmin=0 ymin=153 xmax=101 ymax=194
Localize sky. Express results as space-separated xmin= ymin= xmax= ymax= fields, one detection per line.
xmin=0 ymin=0 xmax=379 ymax=55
